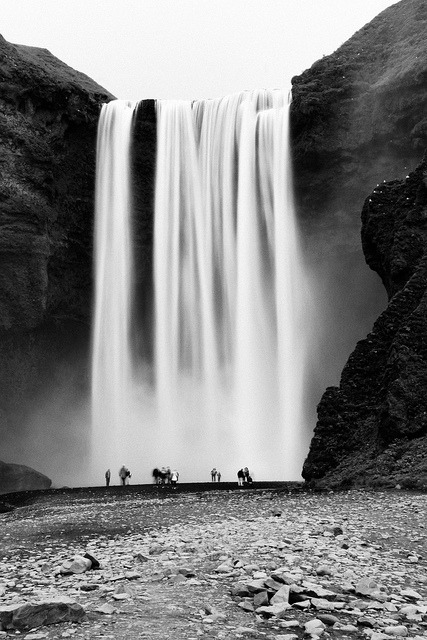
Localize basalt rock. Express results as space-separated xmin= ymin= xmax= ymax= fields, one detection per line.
xmin=291 ymin=0 xmax=427 ymax=235
xmin=0 ymin=35 xmax=112 ymax=465
xmin=303 ymin=155 xmax=427 ymax=488
xmin=0 ymin=459 xmax=51 ymax=494
xmin=290 ymin=0 xmax=427 ymax=401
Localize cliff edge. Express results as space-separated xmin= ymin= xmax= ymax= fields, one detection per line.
xmin=303 ymin=155 xmax=427 ymax=488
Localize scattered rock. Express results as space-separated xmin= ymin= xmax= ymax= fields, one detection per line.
xmin=0 ymin=600 xmax=85 ymax=630
xmin=60 ymin=555 xmax=93 ymax=575
xmin=304 ymin=618 xmax=326 ymax=635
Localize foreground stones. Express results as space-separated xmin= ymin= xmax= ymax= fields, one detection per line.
xmin=0 ymin=488 xmax=426 ymax=638
xmin=0 ymin=598 xmax=85 ymax=630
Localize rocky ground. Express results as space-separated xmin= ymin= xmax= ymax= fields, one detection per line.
xmin=0 ymin=484 xmax=426 ymax=640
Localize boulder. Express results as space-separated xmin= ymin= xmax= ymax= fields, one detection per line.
xmin=0 ymin=599 xmax=85 ymax=630
xmin=59 ymin=555 xmax=92 ymax=575
xmin=0 ymin=460 xmax=51 ymax=495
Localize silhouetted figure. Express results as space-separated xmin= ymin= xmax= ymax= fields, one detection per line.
xmin=243 ymin=467 xmax=250 ymax=484
xmin=152 ymin=468 xmax=160 ymax=484
xmin=119 ymin=465 xmax=130 ymax=486
xmin=170 ymin=469 xmax=179 ymax=487
xmin=159 ymin=467 xmax=167 ymax=485
xmin=211 ymin=468 xmax=217 ymax=481
xmin=237 ymin=468 xmax=244 ymax=486
xmin=105 ymin=469 xmax=111 ymax=487
xmin=217 ymin=470 xmax=221 ymax=482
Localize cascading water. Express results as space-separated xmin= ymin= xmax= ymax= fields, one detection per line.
xmin=91 ymin=89 xmax=313 ymax=483
xmin=91 ymin=100 xmax=135 ymax=470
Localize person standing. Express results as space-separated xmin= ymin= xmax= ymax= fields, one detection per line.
xmin=171 ymin=469 xmax=179 ymax=487
xmin=119 ymin=465 xmax=128 ymax=486
xmin=211 ymin=468 xmax=217 ymax=481
xmin=105 ymin=469 xmax=111 ymax=487
xmin=217 ymin=470 xmax=221 ymax=482
xmin=237 ymin=468 xmax=244 ymax=486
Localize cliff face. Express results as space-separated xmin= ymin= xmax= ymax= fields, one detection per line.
xmin=303 ymin=156 xmax=427 ymax=488
xmin=292 ymin=0 xmax=427 ymax=228
xmin=0 ymin=35 xmax=113 ymax=468
xmin=290 ymin=0 xmax=427 ymax=406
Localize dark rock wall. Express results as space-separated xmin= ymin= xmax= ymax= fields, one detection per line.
xmin=131 ymin=100 xmax=157 ymax=360
xmin=303 ymin=156 xmax=427 ymax=488
xmin=0 ymin=35 xmax=113 ymax=465
xmin=0 ymin=459 xmax=51 ymax=495
xmin=290 ymin=0 xmax=427 ymax=403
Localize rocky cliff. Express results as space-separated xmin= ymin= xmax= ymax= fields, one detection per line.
xmin=303 ymin=155 xmax=427 ymax=488
xmin=0 ymin=35 xmax=113 ymax=472
xmin=0 ymin=459 xmax=51 ymax=495
xmin=290 ymin=0 xmax=427 ymax=405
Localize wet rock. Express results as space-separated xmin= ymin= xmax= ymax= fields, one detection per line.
xmin=177 ymin=566 xmax=196 ymax=577
xmin=270 ymin=585 xmax=290 ymax=605
xmin=264 ymin=577 xmax=284 ymax=591
xmin=383 ymin=625 xmax=408 ymax=636
xmin=134 ymin=553 xmax=150 ymax=563
xmin=315 ymin=564 xmax=334 ymax=576
xmin=333 ymin=623 xmax=358 ymax=632
xmin=400 ymin=588 xmax=422 ymax=600
xmin=324 ymin=525 xmax=344 ymax=536
xmin=304 ymin=618 xmax=326 ymax=636
xmin=370 ymin=633 xmax=391 ymax=640
xmin=0 ymin=599 xmax=85 ymax=630
xmin=253 ymin=591 xmax=269 ymax=608
xmin=95 ymin=603 xmax=116 ymax=615
xmin=317 ymin=613 xmax=339 ymax=626
xmin=357 ymin=616 xmax=377 ymax=628
xmin=80 ymin=584 xmax=99 ymax=592
xmin=246 ymin=579 xmax=269 ymax=594
xmin=60 ymin=556 xmax=92 ymax=575
xmin=355 ymin=577 xmax=383 ymax=598
xmin=83 ymin=553 xmax=100 ymax=570
xmin=231 ymin=583 xmax=251 ymax=597
xmin=256 ymin=602 xmax=290 ymax=618
xmin=311 ymin=597 xmax=334 ymax=610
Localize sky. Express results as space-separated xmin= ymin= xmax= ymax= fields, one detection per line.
xmin=1 ymin=0 xmax=399 ymax=101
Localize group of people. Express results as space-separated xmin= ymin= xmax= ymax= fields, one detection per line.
xmin=237 ymin=467 xmax=253 ymax=485
xmin=104 ymin=465 xmax=253 ymax=486
xmin=104 ymin=466 xmax=132 ymax=486
xmin=152 ymin=467 xmax=180 ymax=486
xmin=210 ymin=468 xmax=222 ymax=481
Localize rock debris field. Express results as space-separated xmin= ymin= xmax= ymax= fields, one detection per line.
xmin=0 ymin=485 xmax=426 ymax=640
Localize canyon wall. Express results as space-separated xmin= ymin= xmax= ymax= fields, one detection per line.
xmin=0 ymin=35 xmax=112 ymax=472
xmin=303 ymin=156 xmax=427 ymax=488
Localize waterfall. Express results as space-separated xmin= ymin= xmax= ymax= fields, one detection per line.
xmin=92 ymin=89 xmax=312 ymax=483
xmin=91 ymin=100 xmax=135 ymax=470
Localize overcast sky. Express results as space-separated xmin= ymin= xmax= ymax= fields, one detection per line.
xmin=1 ymin=0 xmax=398 ymax=101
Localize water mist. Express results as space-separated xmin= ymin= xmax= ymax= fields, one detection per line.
xmin=91 ymin=90 xmax=313 ymax=484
